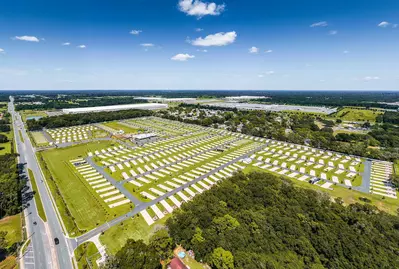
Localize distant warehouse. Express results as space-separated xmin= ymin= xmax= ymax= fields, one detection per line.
xmin=62 ymin=103 xmax=168 ymax=114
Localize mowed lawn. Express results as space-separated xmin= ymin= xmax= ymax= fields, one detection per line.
xmin=31 ymin=131 xmax=48 ymax=146
xmin=100 ymin=214 xmax=169 ymax=255
xmin=336 ymin=108 xmax=383 ymax=122
xmin=102 ymin=121 xmax=142 ymax=134
xmin=0 ymin=214 xmax=22 ymax=248
xmin=40 ymin=140 xmax=131 ymax=232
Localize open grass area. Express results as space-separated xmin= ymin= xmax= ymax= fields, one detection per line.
xmin=100 ymin=214 xmax=169 ymax=255
xmin=335 ymin=108 xmax=383 ymax=122
xmin=30 ymin=131 xmax=48 ymax=146
xmin=38 ymin=140 xmax=132 ymax=236
xmin=0 ymin=132 xmax=12 ymax=155
xmin=0 ymin=214 xmax=22 ymax=248
xmin=28 ymin=169 xmax=47 ymax=222
xmin=20 ymin=110 xmax=47 ymax=122
xmin=102 ymin=121 xmax=142 ymax=134
xmin=74 ymin=242 xmax=101 ymax=269
xmin=395 ymin=160 xmax=399 ymax=176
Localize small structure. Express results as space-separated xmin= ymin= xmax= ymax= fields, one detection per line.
xmin=168 ymin=258 xmax=188 ymax=269
xmin=131 ymin=133 xmax=157 ymax=141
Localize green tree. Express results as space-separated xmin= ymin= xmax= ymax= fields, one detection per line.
xmin=209 ymin=247 xmax=234 ymax=269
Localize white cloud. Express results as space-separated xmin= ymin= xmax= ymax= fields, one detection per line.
xmin=310 ymin=21 xmax=328 ymax=27
xmin=363 ymin=76 xmax=380 ymax=81
xmin=265 ymin=49 xmax=273 ymax=53
xmin=62 ymin=42 xmax=71 ymax=46
xmin=77 ymin=45 xmax=86 ymax=48
xmin=171 ymin=53 xmax=195 ymax=61
xmin=249 ymin=46 xmax=259 ymax=54
xmin=130 ymin=30 xmax=142 ymax=35
xmin=258 ymin=71 xmax=275 ymax=77
xmin=378 ymin=21 xmax=390 ymax=27
xmin=141 ymin=43 xmax=154 ymax=47
xmin=191 ymin=31 xmax=237 ymax=47
xmin=197 ymin=49 xmax=208 ymax=52
xmin=195 ymin=28 xmax=204 ymax=32
xmin=329 ymin=30 xmax=338 ymax=35
xmin=0 ymin=48 xmax=4 ymax=54
xmin=179 ymin=0 xmax=225 ymax=17
xmin=14 ymin=36 xmax=40 ymax=42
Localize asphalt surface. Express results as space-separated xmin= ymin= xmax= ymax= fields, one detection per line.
xmin=70 ymin=142 xmax=266 ymax=248
xmin=9 ymin=98 xmax=74 ymax=269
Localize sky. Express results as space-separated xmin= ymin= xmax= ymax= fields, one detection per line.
xmin=0 ymin=0 xmax=398 ymax=90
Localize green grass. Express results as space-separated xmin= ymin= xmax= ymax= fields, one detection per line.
xmin=31 ymin=131 xmax=48 ymax=146
xmin=38 ymin=140 xmax=132 ymax=236
xmin=0 ymin=132 xmax=13 ymax=155
xmin=335 ymin=108 xmax=383 ymax=122
xmin=102 ymin=121 xmax=142 ymax=134
xmin=21 ymin=239 xmax=31 ymax=254
xmin=245 ymin=166 xmax=399 ymax=215
xmin=0 ymin=214 xmax=22 ymax=248
xmin=0 ymin=255 xmax=17 ymax=269
xmin=74 ymin=242 xmax=101 ymax=269
xmin=18 ymin=130 xmax=24 ymax=143
xmin=394 ymin=160 xmax=399 ymax=176
xmin=20 ymin=110 xmax=47 ymax=122
xmin=28 ymin=169 xmax=47 ymax=222
xmin=100 ymin=214 xmax=170 ymax=255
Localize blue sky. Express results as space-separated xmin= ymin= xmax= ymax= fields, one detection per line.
xmin=0 ymin=0 xmax=398 ymax=90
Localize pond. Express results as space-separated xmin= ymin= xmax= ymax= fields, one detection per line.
xmin=26 ymin=116 xmax=43 ymax=121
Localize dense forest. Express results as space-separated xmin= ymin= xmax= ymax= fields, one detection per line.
xmin=158 ymin=105 xmax=399 ymax=161
xmin=380 ymin=112 xmax=399 ymax=124
xmin=103 ymin=172 xmax=399 ymax=269
xmin=15 ymin=97 xmax=148 ymax=111
xmin=11 ymin=90 xmax=399 ymax=109
xmin=0 ymin=154 xmax=23 ymax=218
xmin=26 ymin=109 xmax=153 ymax=130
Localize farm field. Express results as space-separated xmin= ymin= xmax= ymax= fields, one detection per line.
xmin=335 ymin=108 xmax=384 ymax=122
xmin=38 ymin=140 xmax=132 ymax=235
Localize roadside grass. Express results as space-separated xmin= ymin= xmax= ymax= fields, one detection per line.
xmin=0 ymin=214 xmax=22 ymax=248
xmin=38 ymin=140 xmax=132 ymax=236
xmin=28 ymin=169 xmax=47 ymax=222
xmin=245 ymin=166 xmax=399 ymax=215
xmin=0 ymin=256 xmax=17 ymax=269
xmin=74 ymin=242 xmax=101 ymax=269
xmin=335 ymin=108 xmax=383 ymax=122
xmin=21 ymin=239 xmax=31 ymax=254
xmin=0 ymin=132 xmax=12 ymax=155
xmin=18 ymin=130 xmax=24 ymax=143
xmin=100 ymin=213 xmax=170 ymax=255
xmin=102 ymin=121 xmax=141 ymax=134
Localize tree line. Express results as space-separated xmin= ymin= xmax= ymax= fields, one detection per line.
xmin=26 ymin=109 xmax=154 ymax=131
xmin=102 ymin=172 xmax=399 ymax=269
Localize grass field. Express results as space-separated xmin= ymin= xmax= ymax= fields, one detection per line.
xmin=102 ymin=121 xmax=142 ymax=134
xmin=39 ymin=140 xmax=132 ymax=236
xmin=100 ymin=214 xmax=169 ymax=255
xmin=335 ymin=108 xmax=383 ymax=122
xmin=31 ymin=132 xmax=48 ymax=146
xmin=0 ymin=214 xmax=22 ymax=248
xmin=28 ymin=169 xmax=47 ymax=222
xmin=74 ymin=242 xmax=101 ymax=269
xmin=0 ymin=256 xmax=17 ymax=269
xmin=0 ymin=132 xmax=13 ymax=155
xmin=21 ymin=110 xmax=47 ymax=122
xmin=395 ymin=160 xmax=399 ymax=176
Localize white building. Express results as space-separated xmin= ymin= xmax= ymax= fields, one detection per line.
xmin=62 ymin=103 xmax=168 ymax=114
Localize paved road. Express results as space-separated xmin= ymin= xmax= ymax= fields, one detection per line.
xmin=9 ymin=97 xmax=74 ymax=269
xmin=70 ymin=142 xmax=265 ymax=248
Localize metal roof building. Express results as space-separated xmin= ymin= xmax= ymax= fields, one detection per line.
xmin=62 ymin=103 xmax=168 ymax=114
